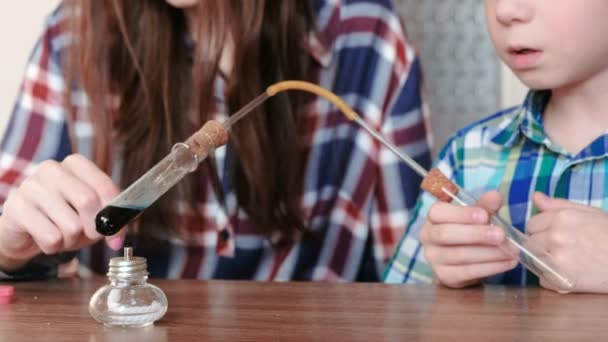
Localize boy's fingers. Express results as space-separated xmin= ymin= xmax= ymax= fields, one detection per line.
xmin=430 ymin=245 xmax=516 ymax=265
xmin=428 ymin=202 xmax=490 ymax=225
xmin=533 ymin=192 xmax=597 ymax=213
xmin=476 ymin=190 xmax=503 ymax=215
xmin=526 ymin=211 xmax=553 ymax=234
xmin=425 ymin=223 xmax=505 ymax=245
xmin=438 ymin=259 xmax=518 ymax=287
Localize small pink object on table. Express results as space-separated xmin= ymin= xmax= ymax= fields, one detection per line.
xmin=0 ymin=285 xmax=14 ymax=304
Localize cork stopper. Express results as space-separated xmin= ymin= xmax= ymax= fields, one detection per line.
xmin=421 ymin=168 xmax=459 ymax=202
xmin=185 ymin=120 xmax=229 ymax=157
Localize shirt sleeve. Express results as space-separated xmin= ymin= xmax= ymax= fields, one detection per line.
xmin=0 ymin=10 xmax=75 ymax=280
xmin=383 ymin=138 xmax=458 ymax=284
xmin=0 ymin=9 xmax=72 ymax=208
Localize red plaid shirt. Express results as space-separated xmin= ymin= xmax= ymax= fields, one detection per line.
xmin=0 ymin=0 xmax=431 ymax=281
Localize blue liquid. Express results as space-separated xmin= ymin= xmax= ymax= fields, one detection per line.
xmin=95 ymin=205 xmax=144 ymax=236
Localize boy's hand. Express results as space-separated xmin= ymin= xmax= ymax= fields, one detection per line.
xmin=420 ymin=190 xmax=518 ymax=288
xmin=528 ymin=192 xmax=608 ymax=293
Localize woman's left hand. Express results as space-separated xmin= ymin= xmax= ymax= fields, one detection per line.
xmin=528 ymin=192 xmax=608 ymax=293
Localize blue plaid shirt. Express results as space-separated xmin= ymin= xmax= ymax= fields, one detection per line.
xmin=385 ymin=90 xmax=608 ymax=285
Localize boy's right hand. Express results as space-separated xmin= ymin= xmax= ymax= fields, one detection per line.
xmin=419 ymin=190 xmax=518 ymax=288
xmin=0 ymin=154 xmax=125 ymax=271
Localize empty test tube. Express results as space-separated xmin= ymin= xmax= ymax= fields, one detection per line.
xmin=265 ymin=81 xmax=575 ymax=291
xmin=421 ymin=169 xmax=574 ymax=292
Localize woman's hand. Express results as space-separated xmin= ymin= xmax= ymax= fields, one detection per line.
xmin=528 ymin=192 xmax=608 ymax=293
xmin=420 ymin=190 xmax=518 ymax=288
xmin=0 ymin=154 xmax=124 ymax=271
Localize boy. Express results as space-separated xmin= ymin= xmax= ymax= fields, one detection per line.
xmin=385 ymin=0 xmax=608 ymax=293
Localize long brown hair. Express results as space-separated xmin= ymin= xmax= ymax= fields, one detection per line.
xmin=62 ymin=0 xmax=316 ymax=239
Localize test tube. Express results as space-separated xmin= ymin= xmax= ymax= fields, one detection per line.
xmin=95 ymin=121 xmax=228 ymax=236
xmin=95 ymin=92 xmax=270 ymax=237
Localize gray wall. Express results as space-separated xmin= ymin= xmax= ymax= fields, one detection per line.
xmin=395 ymin=0 xmax=501 ymax=155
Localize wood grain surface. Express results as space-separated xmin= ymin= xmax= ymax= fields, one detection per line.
xmin=0 ymin=279 xmax=606 ymax=341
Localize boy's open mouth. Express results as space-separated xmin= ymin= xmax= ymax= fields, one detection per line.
xmin=509 ymin=47 xmax=540 ymax=55
xmin=507 ymin=46 xmax=543 ymax=70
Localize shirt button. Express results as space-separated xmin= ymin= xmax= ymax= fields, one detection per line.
xmin=220 ymin=229 xmax=230 ymax=241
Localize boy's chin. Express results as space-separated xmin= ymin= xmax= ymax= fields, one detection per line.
xmin=513 ymin=72 xmax=560 ymax=90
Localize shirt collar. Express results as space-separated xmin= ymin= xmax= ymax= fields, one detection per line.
xmin=490 ymin=90 xmax=555 ymax=149
xmin=490 ymin=90 xmax=608 ymax=160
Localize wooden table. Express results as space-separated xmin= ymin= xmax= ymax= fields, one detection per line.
xmin=0 ymin=278 xmax=606 ymax=341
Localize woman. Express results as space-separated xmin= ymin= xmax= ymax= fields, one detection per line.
xmin=0 ymin=0 xmax=431 ymax=281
